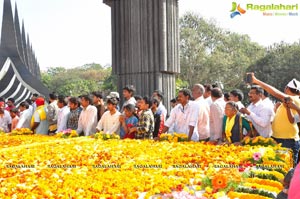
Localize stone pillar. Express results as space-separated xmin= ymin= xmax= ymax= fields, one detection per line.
xmin=104 ymin=0 xmax=180 ymax=111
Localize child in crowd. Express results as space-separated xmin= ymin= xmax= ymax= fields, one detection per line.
xmin=96 ymin=97 xmax=121 ymax=134
xmin=119 ymin=104 xmax=138 ymax=139
xmin=10 ymin=108 xmax=19 ymax=131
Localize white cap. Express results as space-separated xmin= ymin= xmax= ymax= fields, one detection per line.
xmin=287 ymin=78 xmax=300 ymax=90
xmin=107 ymin=92 xmax=120 ymax=99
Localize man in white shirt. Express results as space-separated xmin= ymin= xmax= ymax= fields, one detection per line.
xmin=161 ymin=89 xmax=198 ymax=141
xmin=16 ymin=101 xmax=32 ymax=129
xmin=56 ymin=96 xmax=70 ymax=133
xmin=31 ymin=93 xmax=38 ymax=113
xmin=152 ymin=90 xmax=167 ymax=119
xmin=77 ymin=95 xmax=98 ymax=136
xmin=262 ymin=90 xmax=274 ymax=110
xmin=192 ymin=84 xmax=210 ymax=141
xmin=0 ymin=102 xmax=11 ymax=132
xmin=96 ymin=97 xmax=121 ymax=134
xmin=121 ymin=85 xmax=136 ymax=112
xmin=240 ymin=85 xmax=275 ymax=138
xmin=25 ymin=99 xmax=34 ymax=116
xmin=209 ymin=87 xmax=226 ymax=143
xmin=204 ymin=84 xmax=213 ymax=106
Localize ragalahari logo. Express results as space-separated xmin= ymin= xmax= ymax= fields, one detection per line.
xmin=230 ymin=2 xmax=246 ymax=18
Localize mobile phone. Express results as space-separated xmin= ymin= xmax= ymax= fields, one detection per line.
xmin=245 ymin=74 xmax=253 ymax=84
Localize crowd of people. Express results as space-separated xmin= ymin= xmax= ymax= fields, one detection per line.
xmin=1 ymin=73 xmax=300 ymax=198
xmin=0 ymin=73 xmax=300 ymax=167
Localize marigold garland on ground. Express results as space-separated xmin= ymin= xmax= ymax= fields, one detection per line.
xmin=0 ymin=135 xmax=292 ymax=198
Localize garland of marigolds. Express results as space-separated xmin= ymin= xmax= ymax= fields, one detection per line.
xmin=0 ymin=133 xmax=292 ymax=198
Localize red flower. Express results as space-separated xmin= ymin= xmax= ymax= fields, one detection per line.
xmin=176 ymin=184 xmax=183 ymax=191
xmin=127 ymin=123 xmax=133 ymax=128
xmin=238 ymin=167 xmax=245 ymax=172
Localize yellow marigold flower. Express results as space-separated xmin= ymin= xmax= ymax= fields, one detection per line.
xmin=244 ymin=136 xmax=251 ymax=144
xmin=252 ymin=136 xmax=259 ymax=144
xmin=205 ymin=186 xmax=213 ymax=194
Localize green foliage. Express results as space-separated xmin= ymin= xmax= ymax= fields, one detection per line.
xmin=101 ymin=67 xmax=117 ymax=91
xmin=273 ymin=168 xmax=287 ymax=176
xmin=94 ymin=132 xmax=120 ymax=140
xmin=236 ymin=187 xmax=276 ymax=198
xmin=179 ymin=12 xmax=265 ymax=90
xmin=248 ymin=171 xmax=280 ymax=182
xmin=201 ymin=176 xmax=212 ymax=190
xmin=41 ymin=63 xmax=116 ymax=96
xmin=175 ymin=77 xmax=189 ymax=94
xmin=248 ymin=42 xmax=300 ymax=92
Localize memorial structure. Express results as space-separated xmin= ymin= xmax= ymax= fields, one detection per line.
xmin=0 ymin=0 xmax=49 ymax=104
xmin=104 ymin=0 xmax=179 ymax=110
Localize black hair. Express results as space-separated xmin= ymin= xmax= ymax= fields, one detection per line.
xmin=178 ymin=88 xmax=192 ymax=99
xmin=230 ymin=89 xmax=244 ymax=101
xmin=123 ymin=85 xmax=136 ymax=96
xmin=151 ymin=97 xmax=160 ymax=106
xmin=211 ymin=88 xmax=223 ymax=98
xmin=58 ymin=95 xmax=68 ymax=106
xmin=226 ymin=101 xmax=239 ymax=111
xmin=204 ymin=84 xmax=213 ymax=92
xmin=170 ymin=98 xmax=176 ymax=103
xmin=69 ymin=97 xmax=80 ymax=107
xmin=19 ymin=101 xmax=29 ymax=109
xmin=92 ymin=91 xmax=103 ymax=99
xmin=0 ymin=97 xmax=5 ymax=102
xmin=142 ymin=96 xmax=152 ymax=107
xmin=10 ymin=108 xmax=19 ymax=113
xmin=25 ymin=99 xmax=32 ymax=105
xmin=263 ymin=90 xmax=269 ymax=97
xmin=32 ymin=93 xmax=39 ymax=97
xmin=250 ymin=85 xmax=264 ymax=95
xmin=81 ymin=95 xmax=92 ymax=104
xmin=153 ymin=90 xmax=164 ymax=99
xmin=134 ymin=95 xmax=143 ymax=101
xmin=49 ymin=92 xmax=58 ymax=100
xmin=123 ymin=104 xmax=136 ymax=113
xmin=287 ymin=87 xmax=300 ymax=95
xmin=7 ymin=98 xmax=15 ymax=103
xmin=224 ymin=92 xmax=230 ymax=101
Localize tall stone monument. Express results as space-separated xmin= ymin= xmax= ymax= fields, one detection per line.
xmin=0 ymin=0 xmax=49 ymax=104
xmin=104 ymin=0 xmax=179 ymax=110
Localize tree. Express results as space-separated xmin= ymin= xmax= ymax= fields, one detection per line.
xmin=41 ymin=63 xmax=116 ymax=97
xmin=179 ymin=12 xmax=265 ymax=90
xmin=248 ymin=42 xmax=300 ymax=92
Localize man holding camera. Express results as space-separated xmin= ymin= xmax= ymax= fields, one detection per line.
xmin=239 ymin=85 xmax=275 ymax=138
xmin=248 ymin=73 xmax=300 ymax=167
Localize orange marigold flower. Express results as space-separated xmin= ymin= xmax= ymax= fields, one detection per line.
xmin=212 ymin=174 xmax=228 ymax=189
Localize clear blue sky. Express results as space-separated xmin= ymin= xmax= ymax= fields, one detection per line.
xmin=1 ymin=0 xmax=299 ymax=70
